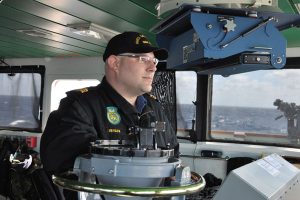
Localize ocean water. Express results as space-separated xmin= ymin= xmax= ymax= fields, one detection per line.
xmin=0 ymin=95 xmax=39 ymax=129
xmin=177 ymin=104 xmax=288 ymax=134
xmin=177 ymin=104 xmax=196 ymax=129
xmin=1 ymin=96 xmax=288 ymax=135
xmin=211 ymin=106 xmax=287 ymax=134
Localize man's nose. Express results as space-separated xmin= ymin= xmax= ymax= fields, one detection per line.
xmin=147 ymin=62 xmax=157 ymax=72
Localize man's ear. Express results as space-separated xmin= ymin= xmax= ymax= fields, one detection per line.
xmin=107 ymin=55 xmax=119 ymax=71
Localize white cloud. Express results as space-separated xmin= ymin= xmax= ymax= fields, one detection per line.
xmin=176 ymin=72 xmax=197 ymax=104
xmin=213 ymin=69 xmax=300 ymax=108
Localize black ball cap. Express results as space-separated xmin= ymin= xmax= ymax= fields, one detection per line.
xmin=103 ymin=31 xmax=168 ymax=62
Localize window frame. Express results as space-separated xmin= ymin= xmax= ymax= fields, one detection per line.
xmin=50 ymin=79 xmax=100 ymax=111
xmin=204 ymin=57 xmax=300 ymax=148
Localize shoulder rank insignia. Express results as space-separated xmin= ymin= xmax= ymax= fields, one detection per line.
xmin=149 ymin=94 xmax=157 ymax=100
xmin=79 ymin=88 xmax=88 ymax=93
xmin=106 ymin=106 xmax=121 ymax=125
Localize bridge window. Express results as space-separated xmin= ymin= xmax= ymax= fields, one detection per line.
xmin=176 ymin=71 xmax=197 ymax=133
xmin=209 ymin=69 xmax=300 ymax=147
xmin=0 ymin=65 xmax=45 ymax=132
xmin=50 ymin=79 xmax=100 ymax=111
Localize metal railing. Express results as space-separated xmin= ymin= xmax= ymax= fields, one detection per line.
xmin=53 ymin=172 xmax=205 ymax=197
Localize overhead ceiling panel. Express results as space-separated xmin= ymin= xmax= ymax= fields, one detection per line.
xmin=0 ymin=0 xmax=299 ymax=60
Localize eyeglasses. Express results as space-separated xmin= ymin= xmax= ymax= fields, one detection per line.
xmin=117 ymin=53 xmax=160 ymax=66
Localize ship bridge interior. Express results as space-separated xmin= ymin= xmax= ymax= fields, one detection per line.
xmin=1 ymin=1 xmax=300 ymax=200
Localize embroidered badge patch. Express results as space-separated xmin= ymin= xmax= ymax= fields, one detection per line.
xmin=106 ymin=106 xmax=121 ymax=125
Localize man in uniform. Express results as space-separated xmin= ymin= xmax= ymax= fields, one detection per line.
xmin=40 ymin=31 xmax=178 ymax=174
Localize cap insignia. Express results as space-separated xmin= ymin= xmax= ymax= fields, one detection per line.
xmin=136 ymin=35 xmax=151 ymax=45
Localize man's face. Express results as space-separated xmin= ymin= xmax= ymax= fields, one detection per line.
xmin=116 ymin=52 xmax=157 ymax=96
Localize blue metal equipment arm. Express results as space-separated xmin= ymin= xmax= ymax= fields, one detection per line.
xmin=152 ymin=5 xmax=300 ymax=75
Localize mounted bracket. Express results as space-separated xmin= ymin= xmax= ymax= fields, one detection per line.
xmin=152 ymin=5 xmax=300 ymax=75
xmin=156 ymin=0 xmax=276 ymax=17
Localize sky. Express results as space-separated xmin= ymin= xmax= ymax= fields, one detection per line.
xmin=176 ymin=71 xmax=197 ymax=105
xmin=176 ymin=69 xmax=300 ymax=108
xmin=0 ymin=73 xmax=41 ymax=96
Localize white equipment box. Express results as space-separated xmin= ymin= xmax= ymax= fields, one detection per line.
xmin=213 ymin=153 xmax=300 ymax=200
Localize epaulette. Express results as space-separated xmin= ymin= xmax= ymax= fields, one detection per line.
xmin=66 ymin=87 xmax=89 ymax=97
xmin=149 ymin=94 xmax=157 ymax=100
xmin=67 ymin=86 xmax=99 ymax=97
xmin=78 ymin=87 xmax=89 ymax=93
xmin=146 ymin=93 xmax=160 ymax=103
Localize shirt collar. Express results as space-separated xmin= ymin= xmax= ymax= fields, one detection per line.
xmin=136 ymin=95 xmax=147 ymax=113
xmin=99 ymin=77 xmax=147 ymax=114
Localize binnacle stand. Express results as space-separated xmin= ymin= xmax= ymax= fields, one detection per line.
xmin=53 ymin=140 xmax=205 ymax=200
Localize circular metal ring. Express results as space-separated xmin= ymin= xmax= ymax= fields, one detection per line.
xmin=52 ymin=172 xmax=205 ymax=197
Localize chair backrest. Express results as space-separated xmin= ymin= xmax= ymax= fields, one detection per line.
xmin=31 ymin=168 xmax=64 ymax=200
xmin=226 ymin=157 xmax=255 ymax=175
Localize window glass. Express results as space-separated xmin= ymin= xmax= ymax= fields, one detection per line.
xmin=51 ymin=79 xmax=100 ymax=111
xmin=0 ymin=73 xmax=42 ymax=131
xmin=210 ymin=69 xmax=300 ymax=147
xmin=176 ymin=71 xmax=197 ymax=131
